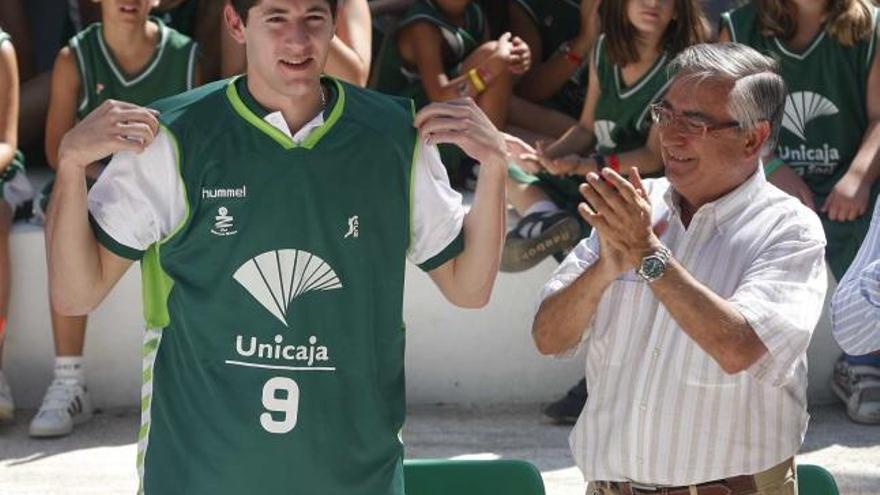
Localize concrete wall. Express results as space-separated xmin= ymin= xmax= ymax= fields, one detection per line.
xmin=2 ymin=224 xmax=841 ymax=410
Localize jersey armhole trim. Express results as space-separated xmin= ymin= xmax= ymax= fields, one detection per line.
xmin=418 ymin=229 xmax=465 ymax=272
xmin=70 ymin=37 xmax=90 ymax=115
xmin=721 ymin=12 xmax=738 ymax=43
xmin=90 ymin=214 xmax=146 ymax=260
xmin=866 ymin=8 xmax=879 ymax=69
xmin=158 ymin=124 xmax=190 ymax=246
xmin=186 ymin=42 xmax=198 ymax=90
xmin=407 ymin=99 xmax=418 ymax=253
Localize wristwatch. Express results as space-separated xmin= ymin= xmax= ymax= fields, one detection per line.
xmin=636 ymin=246 xmax=672 ymax=283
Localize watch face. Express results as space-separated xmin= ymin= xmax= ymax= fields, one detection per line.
xmin=641 ymin=256 xmax=665 ymax=279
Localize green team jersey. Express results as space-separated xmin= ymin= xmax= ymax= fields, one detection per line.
xmin=69 ymin=18 xmax=197 ymax=119
xmin=592 ymin=33 xmax=672 ymax=155
xmin=373 ymin=0 xmax=486 ymax=108
xmin=722 ymin=4 xmax=879 ymax=197
xmin=722 ymin=3 xmax=880 ymax=278
xmin=88 ymin=76 xmax=465 ymax=494
xmin=511 ymin=0 xmax=588 ymax=118
xmin=152 ymin=0 xmax=200 ymax=38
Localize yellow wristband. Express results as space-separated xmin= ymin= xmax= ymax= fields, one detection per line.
xmin=468 ymin=68 xmax=487 ymax=94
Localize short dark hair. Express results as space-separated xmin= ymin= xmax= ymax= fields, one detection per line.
xmin=229 ymin=0 xmax=338 ymax=23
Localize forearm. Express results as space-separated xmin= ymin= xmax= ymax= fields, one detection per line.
xmin=0 ymin=143 xmax=15 ymax=174
xmin=848 ymin=120 xmax=880 ymax=184
xmin=445 ymin=162 xmax=506 ymax=307
xmin=46 ymin=164 xmax=104 ymax=315
xmin=516 ymin=38 xmax=590 ymax=102
xmin=324 ymin=36 xmax=370 ymax=86
xmin=544 ymin=124 xmax=593 ymax=159
xmin=432 ymin=58 xmax=507 ymax=102
xmin=532 ymin=261 xmax=613 ymax=355
xmin=650 ymin=259 xmax=768 ymax=373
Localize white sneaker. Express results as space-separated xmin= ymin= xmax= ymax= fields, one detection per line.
xmin=29 ymin=378 xmax=93 ymax=437
xmin=0 ymin=371 xmax=14 ymax=422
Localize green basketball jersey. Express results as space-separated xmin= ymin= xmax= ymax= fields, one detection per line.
xmin=373 ymin=0 xmax=486 ymax=108
xmin=512 ymin=0 xmax=588 ymax=118
xmin=722 ymin=3 xmax=879 ymax=198
xmin=592 ymin=34 xmax=672 ymax=155
xmin=152 ymin=0 xmax=200 ymax=38
xmin=89 ymin=76 xmax=464 ymax=495
xmin=69 ymin=18 xmax=197 ymax=120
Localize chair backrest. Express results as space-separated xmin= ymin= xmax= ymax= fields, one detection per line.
xmin=797 ymin=464 xmax=839 ymax=495
xmin=404 ymin=459 xmax=546 ymax=495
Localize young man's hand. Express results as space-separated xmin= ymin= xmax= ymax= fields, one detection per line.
xmin=414 ymin=98 xmax=507 ymax=170
xmin=823 ymin=170 xmax=873 ymax=221
xmin=58 ymin=100 xmax=160 ymax=171
xmin=508 ymin=34 xmax=531 ymax=75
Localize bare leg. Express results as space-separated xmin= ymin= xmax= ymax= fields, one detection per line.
xmin=51 ymin=311 xmax=87 ymax=357
xmin=0 ymin=203 xmax=11 ymax=367
xmin=508 ymin=96 xmax=576 ymax=139
xmin=506 ymin=176 xmax=550 ymax=216
xmin=461 ymin=42 xmax=512 ymax=129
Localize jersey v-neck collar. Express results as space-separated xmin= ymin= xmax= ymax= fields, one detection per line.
xmin=773 ymin=29 xmax=827 ymax=61
xmin=614 ymin=51 xmax=668 ymax=100
xmin=226 ymin=75 xmax=345 ymax=150
xmin=97 ymin=17 xmax=168 ymax=88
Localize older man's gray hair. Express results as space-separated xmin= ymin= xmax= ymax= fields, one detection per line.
xmin=669 ymin=42 xmax=786 ymax=153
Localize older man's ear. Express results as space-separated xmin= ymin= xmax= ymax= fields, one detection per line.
xmin=743 ymin=120 xmax=772 ymax=159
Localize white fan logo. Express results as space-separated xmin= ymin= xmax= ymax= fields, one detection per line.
xmin=782 ymin=92 xmax=839 ymax=141
xmin=594 ymin=120 xmax=617 ymax=150
xmin=233 ymin=249 xmax=343 ymax=327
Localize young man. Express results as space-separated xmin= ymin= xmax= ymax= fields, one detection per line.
xmin=47 ymin=0 xmax=507 ymax=492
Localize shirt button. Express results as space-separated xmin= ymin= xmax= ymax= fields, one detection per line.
xmin=640 ymin=403 xmax=647 ymax=411
xmin=652 ymin=348 xmax=660 ymax=358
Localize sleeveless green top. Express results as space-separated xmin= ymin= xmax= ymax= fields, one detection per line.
xmin=373 ymin=0 xmax=486 ymax=108
xmin=512 ymin=0 xmax=588 ymax=118
xmin=69 ymin=18 xmax=198 ymax=119
xmin=592 ymin=34 xmax=672 ymax=155
xmin=91 ymin=77 xmax=462 ymax=494
xmin=722 ymin=3 xmax=880 ymax=197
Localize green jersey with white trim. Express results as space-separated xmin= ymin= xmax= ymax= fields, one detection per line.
xmin=511 ymin=0 xmax=587 ymax=118
xmin=373 ymin=0 xmax=486 ymax=108
xmin=592 ymin=34 xmax=672 ymax=155
xmin=722 ymin=3 xmax=880 ymax=198
xmin=69 ymin=18 xmax=197 ymax=120
xmin=88 ymin=77 xmax=465 ymax=495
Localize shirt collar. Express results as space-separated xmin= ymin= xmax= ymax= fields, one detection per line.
xmin=663 ymin=165 xmax=766 ymax=232
xmin=235 ymin=76 xmax=337 ymax=145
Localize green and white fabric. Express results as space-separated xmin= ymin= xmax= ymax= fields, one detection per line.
xmin=69 ymin=17 xmax=197 ymax=119
xmin=373 ymin=0 xmax=486 ymax=109
xmin=511 ymin=0 xmax=587 ymax=118
xmin=88 ymin=76 xmax=465 ymax=494
xmin=592 ymin=33 xmax=671 ymax=155
xmin=722 ymin=2 xmax=880 ymax=278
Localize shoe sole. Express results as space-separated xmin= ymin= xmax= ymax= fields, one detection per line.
xmin=29 ymin=410 xmax=93 ymax=438
xmin=501 ymin=218 xmax=582 ymax=272
xmin=831 ymin=378 xmax=880 ymax=425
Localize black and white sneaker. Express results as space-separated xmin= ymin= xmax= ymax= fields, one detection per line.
xmin=501 ymin=210 xmax=582 ymax=272
xmin=29 ymin=378 xmax=94 ymax=437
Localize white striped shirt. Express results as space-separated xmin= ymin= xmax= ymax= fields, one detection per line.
xmin=832 ymin=198 xmax=880 ymax=355
xmin=539 ymin=170 xmax=827 ymax=486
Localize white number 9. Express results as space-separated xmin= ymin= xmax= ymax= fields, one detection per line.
xmin=260 ymin=377 xmax=300 ymax=434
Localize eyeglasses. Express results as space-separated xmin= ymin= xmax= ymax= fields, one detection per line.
xmin=649 ymin=103 xmax=741 ymax=138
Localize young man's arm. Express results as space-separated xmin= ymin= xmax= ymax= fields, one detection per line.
xmin=412 ymin=98 xmax=507 ymax=308
xmin=47 ymin=100 xmax=160 ymax=315
xmin=0 ymin=38 xmax=19 ymax=174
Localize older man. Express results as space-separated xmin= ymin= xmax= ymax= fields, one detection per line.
xmin=532 ymin=43 xmax=827 ymax=494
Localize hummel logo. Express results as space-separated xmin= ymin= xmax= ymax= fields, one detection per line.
xmin=96 ymin=83 xmax=105 ymax=95
xmin=202 ymin=185 xmax=247 ymax=200
xmin=594 ymin=120 xmax=617 ymax=150
xmin=344 ymin=216 xmax=359 ymax=239
xmin=233 ymin=249 xmax=343 ymax=327
xmin=782 ymin=92 xmax=839 ymax=141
